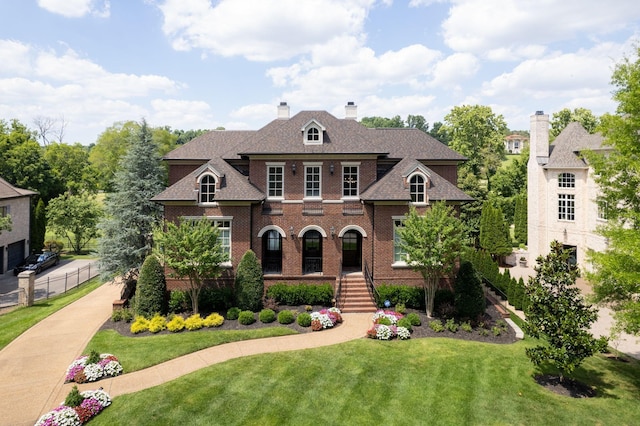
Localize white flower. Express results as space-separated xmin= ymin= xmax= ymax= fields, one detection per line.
xmin=83 ymin=363 xmax=104 ymax=381
xmin=54 ymin=407 xmax=81 ymax=426
xmin=81 ymin=389 xmax=112 ymax=408
xmin=103 ymin=360 xmax=123 ymax=376
xmin=376 ymin=324 xmax=392 ymax=340
xmin=328 ymin=307 xmax=341 ymax=314
xmin=397 ymin=326 xmax=411 ymax=340
xmin=310 ymin=312 xmax=334 ymax=329
xmin=64 ymin=356 xmax=87 ymax=377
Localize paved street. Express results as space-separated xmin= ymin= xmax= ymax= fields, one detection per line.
xmin=0 ymin=258 xmax=99 ymax=308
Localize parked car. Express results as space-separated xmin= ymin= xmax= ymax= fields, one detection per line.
xmin=13 ymin=251 xmax=60 ymax=275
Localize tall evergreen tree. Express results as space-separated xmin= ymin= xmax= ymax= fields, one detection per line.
xmin=479 ymin=202 xmax=511 ymax=260
xmin=98 ymin=119 xmax=165 ymax=281
xmin=31 ymin=198 xmax=46 ymax=253
xmin=513 ymin=193 xmax=527 ymax=244
xmin=235 ymin=250 xmax=265 ymax=311
xmin=135 ymin=254 xmax=167 ymax=317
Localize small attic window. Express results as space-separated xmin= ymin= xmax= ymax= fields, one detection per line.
xmin=306 ymin=127 xmax=320 ymax=144
xmin=199 ymin=174 xmax=216 ymax=203
xmin=302 ymin=120 xmax=325 ymax=145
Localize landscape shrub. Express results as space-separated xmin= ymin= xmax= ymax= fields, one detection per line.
xmin=296 ymin=312 xmax=312 ymax=327
xmin=429 ymin=319 xmax=444 ymax=332
xmin=277 ymin=310 xmax=295 ymax=324
xmin=434 ymin=289 xmax=455 ymax=317
xmin=406 ymin=312 xmax=421 ymax=326
xmin=259 ymin=309 xmax=276 ymax=323
xmin=111 ymin=309 xmax=124 ymax=322
xmin=460 ymin=321 xmax=473 ymax=332
xmin=226 ymin=307 xmax=241 ymax=320
xmin=454 ymin=261 xmax=485 ymax=320
xmin=166 ymin=315 xmax=185 ymax=332
xmin=130 ymin=316 xmax=149 ymax=334
xmin=199 ymin=286 xmax=235 ymax=313
xmin=445 ymin=318 xmax=458 ymax=332
xmin=265 ymin=283 xmax=333 ymax=305
xmin=375 ymin=284 xmax=424 ymax=309
xmin=397 ymin=317 xmax=413 ymax=332
xmin=235 ymin=250 xmax=264 ymax=311
xmin=64 ymin=385 xmax=84 ymax=408
xmin=395 ymin=303 xmax=406 ymax=314
xmin=203 ymin=313 xmax=224 ymax=327
xmin=168 ymin=291 xmax=190 ymax=313
xmin=238 ymin=310 xmax=256 ymax=325
xmin=185 ymin=314 xmax=204 ymax=330
xmin=134 ymin=255 xmax=167 ymax=317
xmin=148 ymin=314 xmax=167 ymax=333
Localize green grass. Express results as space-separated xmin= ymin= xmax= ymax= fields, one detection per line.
xmin=0 ymin=278 xmax=102 ymax=350
xmin=91 ymin=338 xmax=640 ymax=425
xmin=84 ymin=327 xmax=299 ymax=372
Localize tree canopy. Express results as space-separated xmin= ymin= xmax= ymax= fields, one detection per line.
xmin=585 ymin=46 xmax=640 ymax=335
xmin=154 ymin=218 xmax=227 ymax=314
xmin=397 ymin=203 xmax=466 ymax=317
xmin=46 ymin=193 xmax=103 ymax=254
xmin=550 ymin=107 xmax=599 ymax=139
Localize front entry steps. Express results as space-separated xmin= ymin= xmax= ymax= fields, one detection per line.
xmin=337 ymin=272 xmax=377 ymax=313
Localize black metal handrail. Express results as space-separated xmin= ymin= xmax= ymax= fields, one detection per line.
xmin=363 ymin=260 xmax=378 ymax=303
xmin=335 ymin=261 xmax=344 ymax=310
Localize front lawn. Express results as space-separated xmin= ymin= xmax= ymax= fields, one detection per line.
xmin=90 ymin=338 xmax=640 ymax=425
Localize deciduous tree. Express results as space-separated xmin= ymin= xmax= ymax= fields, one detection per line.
xmin=398 ymin=203 xmax=466 ymax=317
xmin=154 ymin=218 xmax=227 ymax=314
xmin=550 ymin=107 xmax=599 ymax=139
xmin=46 ymin=193 xmax=103 ymax=254
xmin=524 ymin=241 xmax=607 ymax=381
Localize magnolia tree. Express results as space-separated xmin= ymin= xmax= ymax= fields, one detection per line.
xmin=153 ymin=218 xmax=227 ymax=314
xmin=398 ymin=203 xmax=465 ymax=317
xmin=524 ymin=241 xmax=607 ymax=381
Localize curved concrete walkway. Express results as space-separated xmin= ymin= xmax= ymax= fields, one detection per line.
xmin=0 ymin=282 xmax=372 ymax=426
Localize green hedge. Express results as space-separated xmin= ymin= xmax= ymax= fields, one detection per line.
xmin=375 ymin=284 xmax=424 ymax=310
xmin=266 ymin=283 xmax=334 ymax=306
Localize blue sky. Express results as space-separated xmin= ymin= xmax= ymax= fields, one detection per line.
xmin=1 ymin=0 xmax=639 ymax=145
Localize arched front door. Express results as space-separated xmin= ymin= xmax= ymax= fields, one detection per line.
xmin=303 ymin=230 xmax=322 ymax=274
xmin=262 ymin=230 xmax=282 ymax=274
xmin=342 ymin=230 xmax=362 ymax=271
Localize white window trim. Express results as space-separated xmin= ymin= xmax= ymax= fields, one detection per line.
xmin=341 ymin=162 xmax=360 ymax=200
xmin=304 ymin=126 xmax=322 ymax=145
xmin=557 ymin=193 xmax=575 ymax=222
xmin=266 ymin=162 xmax=285 ymax=201
xmin=197 ymin=173 xmax=217 ymax=205
xmin=303 ymin=162 xmax=323 ymax=200
xmin=558 ymin=172 xmax=576 ymax=189
xmin=392 ymin=216 xmax=409 ymax=267
xmin=408 ymin=172 xmax=428 ymax=206
xmin=182 ymin=215 xmax=233 ymax=267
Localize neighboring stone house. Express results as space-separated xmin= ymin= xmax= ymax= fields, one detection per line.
xmin=527 ymin=111 xmax=608 ymax=269
xmin=0 ymin=177 xmax=36 ymax=274
xmin=504 ymin=134 xmax=528 ymax=154
xmin=152 ymin=102 xmax=472 ymax=308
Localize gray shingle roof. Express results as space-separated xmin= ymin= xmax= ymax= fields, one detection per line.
xmin=0 ymin=177 xmax=37 ymax=199
xmin=544 ymin=122 xmax=606 ymax=169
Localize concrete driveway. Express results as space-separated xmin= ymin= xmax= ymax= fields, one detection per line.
xmin=0 ymin=258 xmax=99 ymax=308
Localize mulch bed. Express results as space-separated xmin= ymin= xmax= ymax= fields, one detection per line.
xmin=100 ymin=301 xmax=518 ymax=344
xmin=534 ymin=374 xmax=597 ymax=398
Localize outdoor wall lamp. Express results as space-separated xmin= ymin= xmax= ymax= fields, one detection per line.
xmin=330 ymin=226 xmax=335 ymax=238
xmin=290 ymin=226 xmax=295 ymax=238
xmin=291 ymin=163 xmax=296 ymax=175
xmin=329 ymin=163 xmax=334 ymax=175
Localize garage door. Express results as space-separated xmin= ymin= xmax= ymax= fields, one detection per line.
xmin=7 ymin=240 xmax=25 ymax=270
xmin=0 ymin=247 xmax=4 ymax=274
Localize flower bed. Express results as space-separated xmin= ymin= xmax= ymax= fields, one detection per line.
xmin=65 ymin=351 xmax=123 ymax=383
xmin=310 ymin=307 xmax=342 ymax=331
xmin=367 ymin=310 xmax=411 ymax=340
xmin=35 ymin=387 xmax=111 ymax=426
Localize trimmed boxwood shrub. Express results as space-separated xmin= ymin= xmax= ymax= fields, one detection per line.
xmin=397 ymin=317 xmax=413 ymax=332
xmin=235 ymin=250 xmax=264 ymax=311
xmin=406 ymin=312 xmax=421 ymax=326
xmin=259 ymin=308 xmax=276 ymax=323
xmin=266 ymin=283 xmax=333 ymax=305
xmin=168 ymin=290 xmax=190 ymax=313
xmin=375 ymin=284 xmax=424 ymax=310
xmin=238 ymin=310 xmax=256 ymax=325
xmin=277 ymin=310 xmax=295 ymax=324
xmin=135 ymin=255 xmax=167 ymax=317
xmin=296 ymin=312 xmax=312 ymax=327
xmin=454 ymin=261 xmax=485 ymax=320
xmin=199 ymin=286 xmax=235 ymax=313
xmin=227 ymin=307 xmax=241 ymax=320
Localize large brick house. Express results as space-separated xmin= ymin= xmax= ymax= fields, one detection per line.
xmin=0 ymin=177 xmax=36 ymax=274
xmin=152 ymin=103 xmax=472 ymax=308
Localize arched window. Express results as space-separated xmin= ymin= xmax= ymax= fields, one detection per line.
xmin=307 ymin=127 xmax=319 ymax=142
xmin=200 ymin=175 xmax=216 ymax=203
xmin=558 ymin=173 xmax=575 ymax=188
xmin=410 ymin=174 xmax=425 ymax=203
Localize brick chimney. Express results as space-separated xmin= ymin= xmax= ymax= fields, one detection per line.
xmin=278 ymin=102 xmax=290 ymax=119
xmin=531 ymin=110 xmax=549 ymax=165
xmin=345 ymin=101 xmax=357 ymax=120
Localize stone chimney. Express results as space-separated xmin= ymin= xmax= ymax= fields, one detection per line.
xmin=277 ymin=102 xmax=290 ymax=119
xmin=531 ymin=110 xmax=549 ymax=165
xmin=345 ymin=101 xmax=357 ymax=120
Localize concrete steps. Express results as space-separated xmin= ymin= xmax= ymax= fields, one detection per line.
xmin=337 ymin=272 xmax=377 ymax=313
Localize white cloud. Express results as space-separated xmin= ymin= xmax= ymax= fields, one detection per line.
xmin=37 ymin=0 xmax=111 ymax=18
xmin=0 ymin=40 xmax=32 ymax=75
xmin=427 ymin=52 xmax=479 ymax=88
xmin=442 ymin=0 xmax=640 ymax=57
xmin=155 ymin=0 xmax=377 ymax=61
xmin=150 ymin=98 xmax=215 ymax=129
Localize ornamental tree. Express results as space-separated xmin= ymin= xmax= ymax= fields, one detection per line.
xmin=524 ymin=241 xmax=607 ymax=381
xmin=398 ymin=203 xmax=466 ymax=317
xmin=153 ymin=218 xmax=227 ymax=314
xmin=46 ymin=192 xmax=103 ymax=254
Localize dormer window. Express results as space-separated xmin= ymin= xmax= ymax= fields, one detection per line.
xmin=302 ymin=120 xmax=325 ymax=145
xmin=409 ymin=174 xmax=426 ymax=203
xmin=199 ymin=174 xmax=216 ymax=203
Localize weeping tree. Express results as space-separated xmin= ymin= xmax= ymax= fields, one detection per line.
xmin=398 ymin=203 xmax=466 ymax=317
xmin=154 ymin=218 xmax=227 ymax=314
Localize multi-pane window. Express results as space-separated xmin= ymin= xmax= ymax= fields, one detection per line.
xmin=393 ymin=219 xmax=408 ymax=263
xmin=267 ymin=165 xmax=283 ymax=198
xmin=305 ymin=165 xmax=321 ymax=198
xmin=342 ymin=165 xmax=359 ymax=197
xmin=558 ymin=173 xmax=575 ymax=188
xmin=410 ymin=174 xmax=425 ymax=203
xmin=307 ymin=127 xmax=319 ymax=143
xmin=558 ymin=194 xmax=575 ymax=221
xmin=200 ymin=175 xmax=216 ymax=203
xmin=212 ymin=220 xmax=231 ymax=260
xmin=597 ymin=199 xmax=608 ymax=221
xmin=0 ymin=205 xmax=9 ymax=217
